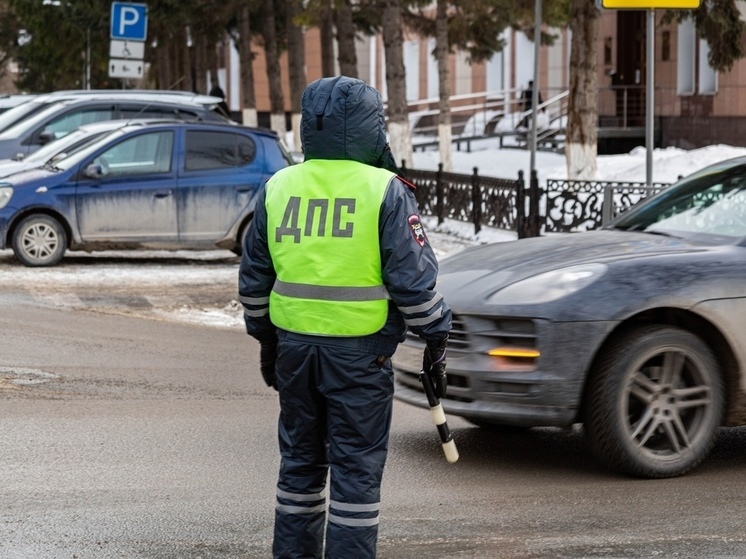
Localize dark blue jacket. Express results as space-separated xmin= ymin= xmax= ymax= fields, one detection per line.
xmin=238 ymin=76 xmax=450 ymax=354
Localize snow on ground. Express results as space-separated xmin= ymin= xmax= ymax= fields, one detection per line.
xmin=412 ymin=140 xmax=746 ymax=185
xmin=4 ymin=140 xmax=746 ymax=330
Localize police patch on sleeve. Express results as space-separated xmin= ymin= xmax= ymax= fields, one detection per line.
xmin=408 ymin=214 xmax=427 ymax=247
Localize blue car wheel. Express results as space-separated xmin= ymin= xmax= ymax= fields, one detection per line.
xmin=12 ymin=214 xmax=67 ymax=267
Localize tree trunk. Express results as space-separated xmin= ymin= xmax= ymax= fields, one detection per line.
xmin=381 ymin=0 xmax=412 ymax=168
xmin=194 ymin=33 xmax=208 ymax=95
xmin=287 ymin=0 xmax=306 ymax=151
xmin=320 ymin=0 xmax=335 ymax=76
xmin=181 ymin=28 xmax=196 ymax=92
xmin=238 ymin=4 xmax=258 ymax=127
xmin=261 ymin=0 xmax=286 ymax=138
xmin=566 ymin=0 xmax=599 ymax=180
xmin=335 ymin=0 xmax=358 ymax=78
xmin=156 ymin=39 xmax=171 ymax=90
xmin=205 ymin=33 xmax=218 ymax=88
xmin=436 ymin=0 xmax=452 ymax=172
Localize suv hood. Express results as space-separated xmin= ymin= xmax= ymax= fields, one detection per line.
xmin=437 ymin=229 xmax=710 ymax=294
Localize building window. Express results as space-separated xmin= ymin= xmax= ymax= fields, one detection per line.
xmin=404 ymin=41 xmax=420 ymax=101
xmin=677 ymin=20 xmax=718 ymax=95
xmin=604 ymin=37 xmax=612 ymax=66
xmin=677 ymin=20 xmax=695 ymax=95
xmin=661 ymin=31 xmax=670 ymax=61
xmin=699 ymin=39 xmax=718 ymax=94
xmin=486 ymin=50 xmax=503 ymax=93
xmin=427 ymin=38 xmax=438 ymax=99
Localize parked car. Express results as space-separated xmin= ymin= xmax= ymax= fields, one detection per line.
xmin=393 ymin=156 xmax=746 ymax=479
xmin=0 ymin=94 xmax=38 ymax=114
xmin=0 ymin=94 xmax=233 ymax=161
xmin=0 ymin=119 xmax=154 ymax=178
xmin=0 ymin=89 xmax=227 ymax=138
xmin=0 ymin=121 xmax=292 ymax=266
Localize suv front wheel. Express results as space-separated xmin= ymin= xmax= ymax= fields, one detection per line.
xmin=585 ymin=326 xmax=724 ymax=478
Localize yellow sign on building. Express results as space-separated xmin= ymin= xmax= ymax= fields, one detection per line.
xmin=602 ymin=0 xmax=700 ymax=7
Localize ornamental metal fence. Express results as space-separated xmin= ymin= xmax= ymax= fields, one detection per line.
xmin=403 ymin=164 xmax=672 ymax=237
xmin=401 ymin=163 xmax=540 ymax=238
xmin=543 ymin=179 xmax=671 ymax=233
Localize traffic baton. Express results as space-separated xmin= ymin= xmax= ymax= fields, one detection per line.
xmin=419 ymin=370 xmax=459 ymax=463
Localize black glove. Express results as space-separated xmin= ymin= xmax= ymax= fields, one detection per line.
xmin=257 ymin=331 xmax=278 ymax=390
xmin=423 ymin=337 xmax=448 ymax=399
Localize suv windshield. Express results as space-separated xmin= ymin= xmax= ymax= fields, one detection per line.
xmin=0 ymin=100 xmax=50 ymax=133
xmin=612 ymin=161 xmax=746 ymax=241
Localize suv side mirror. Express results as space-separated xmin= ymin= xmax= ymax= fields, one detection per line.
xmin=38 ymin=130 xmax=56 ymax=145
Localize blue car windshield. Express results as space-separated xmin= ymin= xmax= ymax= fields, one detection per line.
xmin=611 ymin=161 xmax=746 ymax=242
xmin=24 ymin=128 xmax=111 ymax=164
xmin=53 ymin=129 xmax=131 ymax=171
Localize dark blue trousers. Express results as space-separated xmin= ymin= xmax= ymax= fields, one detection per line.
xmin=272 ymin=333 xmax=394 ymax=559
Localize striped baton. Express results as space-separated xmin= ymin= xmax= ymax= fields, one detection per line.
xmin=419 ymin=370 xmax=459 ymax=463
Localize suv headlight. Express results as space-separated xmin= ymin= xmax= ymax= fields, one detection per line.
xmin=488 ymin=263 xmax=608 ymax=305
xmin=0 ymin=185 xmax=13 ymax=209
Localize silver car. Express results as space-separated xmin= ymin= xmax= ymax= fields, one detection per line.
xmin=0 ymin=93 xmax=230 ymax=160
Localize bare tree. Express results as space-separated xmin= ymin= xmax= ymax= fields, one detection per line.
xmin=435 ymin=0 xmax=451 ymax=171
xmin=238 ymin=4 xmax=258 ymax=127
xmin=206 ymin=35 xmax=219 ymax=88
xmin=261 ymin=0 xmax=286 ymax=138
xmin=320 ymin=0 xmax=335 ymax=76
xmin=335 ymin=0 xmax=358 ymax=78
xmin=287 ymin=0 xmax=306 ymax=150
xmin=193 ymin=33 xmax=208 ymax=95
xmin=566 ymin=0 xmax=598 ymax=180
xmin=381 ymin=0 xmax=412 ymax=168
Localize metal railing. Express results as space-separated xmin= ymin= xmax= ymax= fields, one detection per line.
xmin=403 ymin=84 xmax=665 ymax=147
xmin=401 ymin=167 xmax=674 ymax=237
xmin=544 ymin=179 xmax=671 ymax=232
xmin=401 ymin=163 xmax=525 ymax=234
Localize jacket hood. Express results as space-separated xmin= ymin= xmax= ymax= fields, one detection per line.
xmin=300 ymin=76 xmax=399 ymax=173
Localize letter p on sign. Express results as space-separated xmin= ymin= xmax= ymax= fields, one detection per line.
xmin=110 ymin=2 xmax=148 ymax=41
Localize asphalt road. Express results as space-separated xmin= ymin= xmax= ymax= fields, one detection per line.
xmin=1 ymin=252 xmax=745 ymax=559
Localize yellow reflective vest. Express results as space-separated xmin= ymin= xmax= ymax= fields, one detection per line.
xmin=264 ymin=159 xmax=394 ymax=336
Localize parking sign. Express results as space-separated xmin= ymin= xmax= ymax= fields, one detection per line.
xmin=110 ymin=2 xmax=148 ymax=41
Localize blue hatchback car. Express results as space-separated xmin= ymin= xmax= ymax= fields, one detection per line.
xmin=0 ymin=121 xmax=292 ymax=266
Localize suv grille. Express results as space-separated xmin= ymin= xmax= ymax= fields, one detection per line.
xmin=406 ymin=314 xmax=536 ymax=352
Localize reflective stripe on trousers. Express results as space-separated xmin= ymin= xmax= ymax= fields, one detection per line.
xmin=272 ymin=336 xmax=394 ymax=559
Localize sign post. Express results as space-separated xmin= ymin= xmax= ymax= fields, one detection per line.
xmin=109 ymin=2 xmax=148 ymax=81
xmin=601 ymin=0 xmax=700 ymax=187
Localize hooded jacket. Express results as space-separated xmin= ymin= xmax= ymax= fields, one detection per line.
xmin=238 ymin=76 xmax=450 ymax=354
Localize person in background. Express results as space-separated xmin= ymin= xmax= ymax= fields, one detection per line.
xmin=238 ymin=76 xmax=451 ymax=558
xmin=518 ymin=80 xmax=543 ymax=130
xmin=209 ymin=84 xmax=230 ymax=119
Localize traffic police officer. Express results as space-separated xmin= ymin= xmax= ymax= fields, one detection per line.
xmin=238 ymin=76 xmax=451 ymax=558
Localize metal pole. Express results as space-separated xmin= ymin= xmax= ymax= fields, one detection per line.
xmin=645 ymin=9 xmax=655 ymax=187
xmin=529 ymin=0 xmax=542 ymax=178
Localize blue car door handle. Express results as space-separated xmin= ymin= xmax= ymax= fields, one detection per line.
xmin=153 ymin=190 xmax=173 ymax=198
